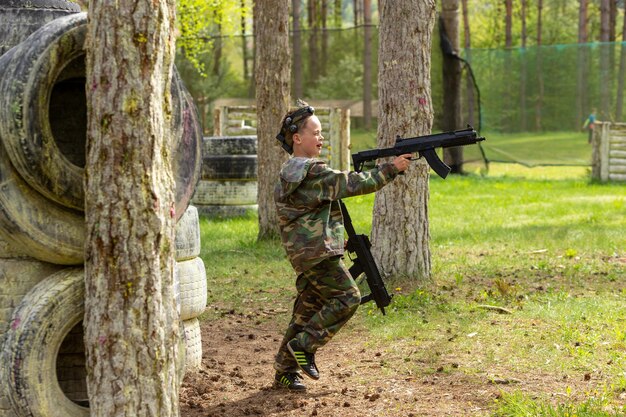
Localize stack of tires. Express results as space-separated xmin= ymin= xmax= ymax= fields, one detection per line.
xmin=192 ymin=135 xmax=258 ymax=218
xmin=0 ymin=2 xmax=205 ymax=416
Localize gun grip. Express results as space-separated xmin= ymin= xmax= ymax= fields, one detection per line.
xmin=420 ymin=149 xmax=451 ymax=179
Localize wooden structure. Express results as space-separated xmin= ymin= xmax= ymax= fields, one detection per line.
xmin=213 ymin=105 xmax=351 ymax=171
xmin=592 ymin=121 xmax=626 ymax=182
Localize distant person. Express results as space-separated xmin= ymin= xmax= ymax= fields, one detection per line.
xmin=272 ymin=100 xmax=411 ymax=391
xmin=582 ymin=108 xmax=596 ymax=144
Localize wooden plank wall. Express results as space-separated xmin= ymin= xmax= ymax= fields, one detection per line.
xmin=592 ymin=122 xmax=626 ymax=182
xmin=213 ymin=106 xmax=351 ymax=171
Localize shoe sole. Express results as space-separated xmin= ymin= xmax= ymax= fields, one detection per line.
xmin=287 ymin=342 xmax=320 ymax=380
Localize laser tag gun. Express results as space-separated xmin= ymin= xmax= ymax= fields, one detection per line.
xmin=339 ymin=200 xmax=392 ymax=315
xmin=352 ymin=126 xmax=485 ymax=179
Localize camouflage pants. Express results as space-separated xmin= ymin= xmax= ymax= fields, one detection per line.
xmin=274 ymin=256 xmax=361 ymax=373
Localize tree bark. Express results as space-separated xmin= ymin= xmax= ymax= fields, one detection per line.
xmin=615 ymin=5 xmax=626 ymax=120
xmin=241 ymin=0 xmax=249 ymax=82
xmin=535 ymin=0 xmax=544 ymax=130
xmin=440 ymin=0 xmax=463 ymax=173
xmin=505 ymin=0 xmax=512 ymax=48
xmin=84 ymin=0 xmax=180 ymax=415
xmin=255 ymin=0 xmax=291 ymax=240
xmin=308 ymin=0 xmax=320 ymax=84
xmin=520 ymin=0 xmax=527 ymax=131
xmin=371 ymin=0 xmax=436 ymax=281
xmin=461 ymin=0 xmax=475 ymax=128
xmin=363 ymin=0 xmax=373 ymax=129
xmin=600 ymin=0 xmax=611 ymax=119
xmin=292 ymin=0 xmax=303 ymax=98
xmin=577 ymin=0 xmax=589 ymax=127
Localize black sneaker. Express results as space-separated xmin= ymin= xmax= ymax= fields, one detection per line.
xmin=287 ymin=339 xmax=319 ymax=380
xmin=274 ymin=372 xmax=306 ymax=391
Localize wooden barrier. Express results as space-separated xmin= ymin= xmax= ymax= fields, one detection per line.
xmin=592 ymin=121 xmax=626 ymax=182
xmin=213 ymin=105 xmax=351 ymax=171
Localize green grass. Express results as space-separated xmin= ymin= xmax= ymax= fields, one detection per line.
xmin=198 ymin=163 xmax=626 ymax=415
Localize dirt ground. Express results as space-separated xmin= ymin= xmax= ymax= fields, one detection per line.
xmin=178 ymin=305 xmax=599 ymax=417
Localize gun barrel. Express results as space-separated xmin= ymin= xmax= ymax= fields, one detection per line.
xmin=352 ymin=126 xmax=484 ymax=172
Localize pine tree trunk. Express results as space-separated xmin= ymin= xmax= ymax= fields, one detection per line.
xmin=292 ymin=0 xmax=303 ymax=98
xmin=255 ymin=0 xmax=290 ymax=240
xmin=441 ymin=0 xmax=463 ymax=173
xmin=535 ymin=0 xmax=544 ymax=131
xmin=461 ymin=0 xmax=475 ymax=128
xmin=363 ymin=0 xmax=373 ymax=129
xmin=577 ymin=0 xmax=589 ymax=127
xmin=84 ymin=0 xmax=180 ymax=415
xmin=616 ymin=6 xmax=626 ymax=120
xmin=371 ymin=0 xmax=436 ymax=281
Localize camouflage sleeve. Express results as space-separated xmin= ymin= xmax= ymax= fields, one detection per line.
xmin=307 ymin=161 xmax=399 ymax=201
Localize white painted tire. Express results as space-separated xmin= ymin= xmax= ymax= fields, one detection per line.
xmin=175 ymin=205 xmax=201 ymax=261
xmin=182 ymin=318 xmax=202 ymax=374
xmin=192 ymin=179 xmax=257 ymax=206
xmin=175 ymin=257 xmax=207 ymax=321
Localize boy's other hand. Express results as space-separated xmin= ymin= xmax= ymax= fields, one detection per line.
xmin=393 ymin=154 xmax=412 ymax=173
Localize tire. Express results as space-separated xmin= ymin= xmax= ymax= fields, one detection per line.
xmin=192 ymin=180 xmax=257 ymax=206
xmin=1 ymin=268 xmax=89 ymax=417
xmin=201 ymin=136 xmax=257 ymax=156
xmin=181 ymin=318 xmax=202 ymax=374
xmin=201 ymin=155 xmax=257 ymax=180
xmin=0 ymin=13 xmax=87 ymax=210
xmin=0 ymin=0 xmax=81 ymax=56
xmin=0 ymin=13 xmax=201 ymax=216
xmin=0 ymin=141 xmax=84 ymax=265
xmin=175 ymin=257 xmax=207 ymax=321
xmin=1 ymin=267 xmax=187 ymax=417
xmin=0 ymin=0 xmax=81 ymax=10
xmin=195 ymin=204 xmax=258 ymax=218
xmin=172 ymin=77 xmax=202 ymax=221
xmin=175 ymin=205 xmax=201 ymax=262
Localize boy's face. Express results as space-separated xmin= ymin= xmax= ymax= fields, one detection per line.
xmin=292 ymin=115 xmax=324 ymax=158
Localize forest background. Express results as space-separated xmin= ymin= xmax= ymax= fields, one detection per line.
xmin=173 ymin=0 xmax=626 ymax=167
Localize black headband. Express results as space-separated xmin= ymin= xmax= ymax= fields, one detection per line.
xmin=275 ymin=106 xmax=315 ymax=154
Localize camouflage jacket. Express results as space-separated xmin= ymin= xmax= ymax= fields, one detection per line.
xmin=275 ymin=157 xmax=399 ymax=275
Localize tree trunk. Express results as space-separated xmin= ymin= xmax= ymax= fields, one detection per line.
xmin=308 ymin=0 xmax=320 ymax=84
xmin=334 ymin=0 xmax=342 ymax=28
xmin=461 ymin=0 xmax=475 ymax=128
xmin=321 ymin=0 xmax=328 ymax=76
xmin=84 ymin=0 xmax=180 ymax=415
xmin=577 ymin=0 xmax=589 ymax=127
xmin=520 ymin=0 xmax=527 ymax=131
xmin=241 ymin=0 xmax=249 ymax=82
xmin=371 ymin=0 xmax=435 ymax=281
xmin=440 ymin=0 xmax=463 ymax=173
xmin=600 ymin=0 xmax=611 ymax=119
xmin=363 ymin=0 xmax=373 ymax=129
xmin=535 ymin=0 xmax=544 ymax=131
xmin=255 ymin=0 xmax=290 ymax=240
xmin=292 ymin=0 xmax=303 ymax=98
xmin=505 ymin=0 xmax=512 ymax=48
xmin=615 ymin=5 xmax=626 ymax=120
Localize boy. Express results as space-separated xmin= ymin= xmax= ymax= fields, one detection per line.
xmin=273 ymin=102 xmax=411 ymax=390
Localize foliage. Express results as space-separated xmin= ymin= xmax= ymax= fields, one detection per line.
xmin=307 ymin=55 xmax=369 ymax=99
xmin=176 ymin=0 xmax=249 ymax=75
